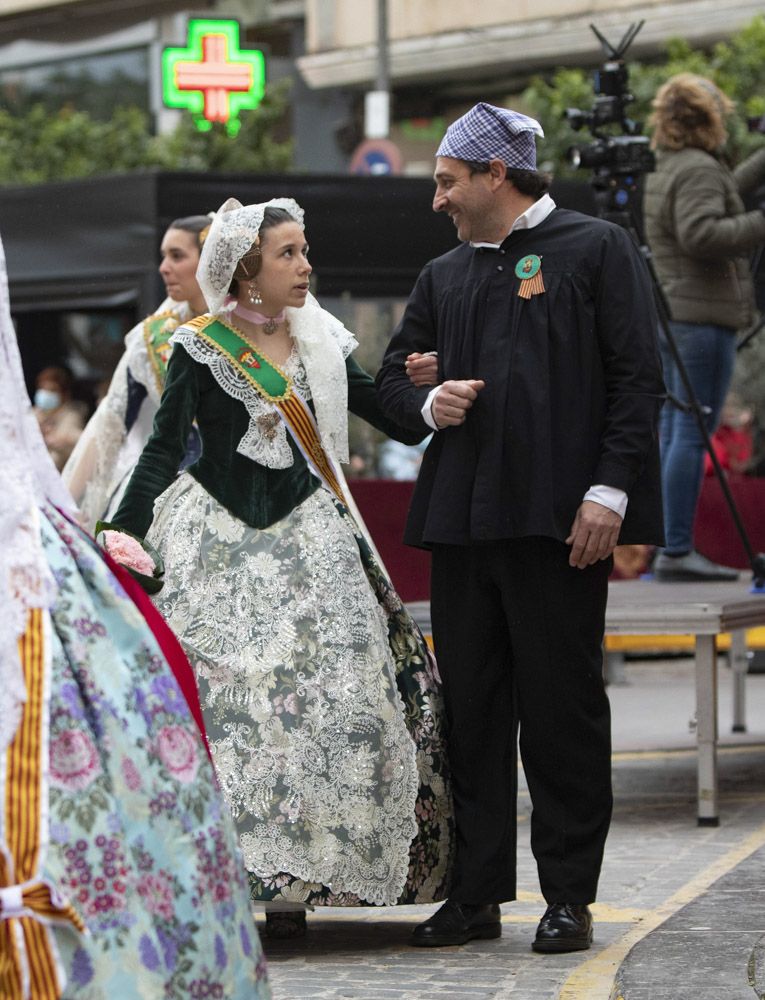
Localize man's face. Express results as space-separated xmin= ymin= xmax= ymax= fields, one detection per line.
xmin=432 ymin=156 xmax=496 ymax=243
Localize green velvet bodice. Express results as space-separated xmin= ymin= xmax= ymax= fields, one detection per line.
xmin=113 ymin=341 xmax=425 ymax=538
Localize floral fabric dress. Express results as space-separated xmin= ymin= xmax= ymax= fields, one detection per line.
xmin=144 ymin=337 xmax=454 ymax=909
xmin=37 ymin=504 xmax=270 ymax=998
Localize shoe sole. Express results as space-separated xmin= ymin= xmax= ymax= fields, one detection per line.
xmin=410 ymin=922 xmax=502 ymax=948
xmin=531 ymin=935 xmax=592 ymax=954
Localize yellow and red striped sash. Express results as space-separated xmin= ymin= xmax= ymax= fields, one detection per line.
xmin=0 ymin=608 xmax=85 ymax=1000
xmin=278 ymin=394 xmax=348 ymax=506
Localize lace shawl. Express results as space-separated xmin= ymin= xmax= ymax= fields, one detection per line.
xmin=0 ymin=231 xmax=73 ymax=751
xmin=63 ymin=299 xmax=191 ymax=529
xmin=173 ymin=292 xmax=357 ymax=467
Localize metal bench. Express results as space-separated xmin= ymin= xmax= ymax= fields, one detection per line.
xmin=408 ymin=580 xmax=765 ymax=826
xmin=606 ymin=579 xmax=765 ymax=825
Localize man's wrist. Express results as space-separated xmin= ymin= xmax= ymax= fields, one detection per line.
xmin=584 ymin=484 xmax=628 ymax=518
xmin=421 ymin=386 xmax=443 ymax=431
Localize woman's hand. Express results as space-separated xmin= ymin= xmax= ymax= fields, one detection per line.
xmin=405 ymin=352 xmax=439 ymax=387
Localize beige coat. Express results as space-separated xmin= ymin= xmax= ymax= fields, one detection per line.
xmin=643 ymin=145 xmax=765 ymax=331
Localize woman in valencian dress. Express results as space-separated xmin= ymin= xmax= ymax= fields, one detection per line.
xmin=112 ymin=197 xmax=453 ymax=935
xmin=0 ymin=229 xmax=270 ymax=998
xmin=63 ymin=215 xmax=211 ymax=529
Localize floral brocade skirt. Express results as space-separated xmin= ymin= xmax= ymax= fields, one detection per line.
xmin=35 ymin=505 xmax=269 ymax=999
xmin=147 ymin=475 xmax=454 ymax=907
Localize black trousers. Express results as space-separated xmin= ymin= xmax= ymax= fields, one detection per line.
xmin=430 ymin=537 xmax=612 ymax=905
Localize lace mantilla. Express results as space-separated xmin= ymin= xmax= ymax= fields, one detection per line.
xmin=197 ymin=197 xmax=305 ymax=315
xmin=173 ymin=295 xmax=358 ymax=468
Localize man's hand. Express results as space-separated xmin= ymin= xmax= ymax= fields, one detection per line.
xmin=431 ymin=379 xmax=485 ymax=428
xmin=566 ymin=500 xmax=623 ymax=569
xmin=405 ymin=352 xmax=439 ymax=387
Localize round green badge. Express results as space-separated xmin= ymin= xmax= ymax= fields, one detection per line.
xmin=515 ymin=254 xmax=542 ymax=279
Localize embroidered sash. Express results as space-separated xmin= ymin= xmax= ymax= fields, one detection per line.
xmin=0 ymin=609 xmax=85 ymax=1000
xmin=143 ymin=311 xmax=180 ymax=394
xmin=186 ymin=316 xmax=349 ymax=506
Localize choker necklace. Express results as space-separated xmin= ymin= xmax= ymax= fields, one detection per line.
xmin=233 ymin=303 xmax=286 ymax=335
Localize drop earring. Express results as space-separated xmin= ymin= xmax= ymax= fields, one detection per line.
xmin=248 ymin=281 xmax=263 ymax=306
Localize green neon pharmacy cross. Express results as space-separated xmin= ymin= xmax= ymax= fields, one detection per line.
xmin=162 ymin=19 xmax=266 ymax=136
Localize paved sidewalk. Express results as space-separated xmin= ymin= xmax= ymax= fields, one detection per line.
xmin=261 ymin=658 xmax=765 ymax=999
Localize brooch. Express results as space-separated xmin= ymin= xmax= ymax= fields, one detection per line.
xmin=515 ymin=254 xmax=545 ymax=299
xmin=257 ymin=412 xmax=281 ymax=441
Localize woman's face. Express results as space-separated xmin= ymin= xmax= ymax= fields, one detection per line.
xmin=158 ymin=228 xmax=202 ymax=303
xmin=250 ymin=221 xmax=312 ymax=313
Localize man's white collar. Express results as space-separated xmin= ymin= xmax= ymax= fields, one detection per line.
xmin=470 ymin=193 xmax=556 ymax=248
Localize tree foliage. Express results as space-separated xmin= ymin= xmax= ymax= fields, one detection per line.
xmin=0 ymin=80 xmax=292 ymax=185
xmin=522 ymin=15 xmax=765 ymax=175
xmin=522 ymin=15 xmax=765 ymax=464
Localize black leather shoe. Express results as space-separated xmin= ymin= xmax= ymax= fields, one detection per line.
xmin=411 ymin=900 xmax=501 ymax=947
xmin=532 ymin=903 xmax=592 ymax=953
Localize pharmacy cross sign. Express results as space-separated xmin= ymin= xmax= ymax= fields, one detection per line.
xmin=162 ymin=19 xmax=266 ymax=136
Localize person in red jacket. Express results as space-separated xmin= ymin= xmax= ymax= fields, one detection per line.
xmin=704 ymin=392 xmax=754 ymax=476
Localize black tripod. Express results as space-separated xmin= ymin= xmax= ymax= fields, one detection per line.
xmin=592 ymin=174 xmax=765 ymax=590
xmin=736 ymin=247 xmax=765 ymax=352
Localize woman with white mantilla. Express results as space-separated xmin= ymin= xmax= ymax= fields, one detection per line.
xmin=63 ymin=215 xmax=210 ymax=529
xmin=112 ymin=198 xmax=454 ymax=934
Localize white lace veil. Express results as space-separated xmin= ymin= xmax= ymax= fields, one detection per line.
xmin=0 ymin=231 xmax=76 ymax=752
xmin=196 ymin=196 xmax=305 ymax=314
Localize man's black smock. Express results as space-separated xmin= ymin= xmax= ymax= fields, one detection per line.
xmin=376 ymin=207 xmax=665 ymax=549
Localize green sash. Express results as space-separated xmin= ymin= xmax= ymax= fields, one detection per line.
xmin=143 ymin=311 xmax=180 ymax=392
xmin=185 ymin=314 xmax=293 ymax=401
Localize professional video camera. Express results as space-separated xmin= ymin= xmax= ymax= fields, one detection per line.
xmin=564 ymin=22 xmax=655 ymax=204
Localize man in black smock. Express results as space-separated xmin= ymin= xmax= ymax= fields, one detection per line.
xmin=376 ymin=103 xmax=664 ymax=951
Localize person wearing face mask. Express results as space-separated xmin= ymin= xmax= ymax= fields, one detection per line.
xmin=111 ymin=197 xmax=454 ymax=939
xmin=33 ymin=366 xmax=87 ymax=471
xmin=63 ymin=215 xmax=211 ymax=528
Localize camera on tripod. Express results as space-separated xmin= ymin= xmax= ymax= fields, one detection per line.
xmin=564 ymin=22 xmax=655 ymax=179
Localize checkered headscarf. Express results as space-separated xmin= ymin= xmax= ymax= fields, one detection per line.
xmin=436 ymin=103 xmax=544 ymax=170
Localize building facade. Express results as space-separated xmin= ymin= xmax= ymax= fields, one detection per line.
xmin=1 ymin=0 xmax=760 ymax=460
xmin=2 ymin=0 xmax=761 ymax=176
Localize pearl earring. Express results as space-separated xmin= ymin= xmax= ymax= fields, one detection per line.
xmin=248 ymin=281 xmax=263 ymax=306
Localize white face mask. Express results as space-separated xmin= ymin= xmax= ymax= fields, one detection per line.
xmin=34 ymin=388 xmax=61 ymax=411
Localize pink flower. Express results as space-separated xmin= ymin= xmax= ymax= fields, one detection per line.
xmin=102 ymin=530 xmax=155 ymax=576
xmin=121 ymin=756 xmax=142 ymax=791
xmin=50 ymin=730 xmax=101 ymax=790
xmin=156 ymin=726 xmax=199 ymax=784
xmin=137 ymin=871 xmax=175 ymax=920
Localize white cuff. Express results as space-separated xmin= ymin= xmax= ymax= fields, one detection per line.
xmin=421 ymin=386 xmax=442 ymax=431
xmin=584 ymin=484 xmax=628 ymax=519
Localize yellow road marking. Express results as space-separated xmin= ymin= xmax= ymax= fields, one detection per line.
xmin=558 ymin=821 xmax=765 ymax=999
